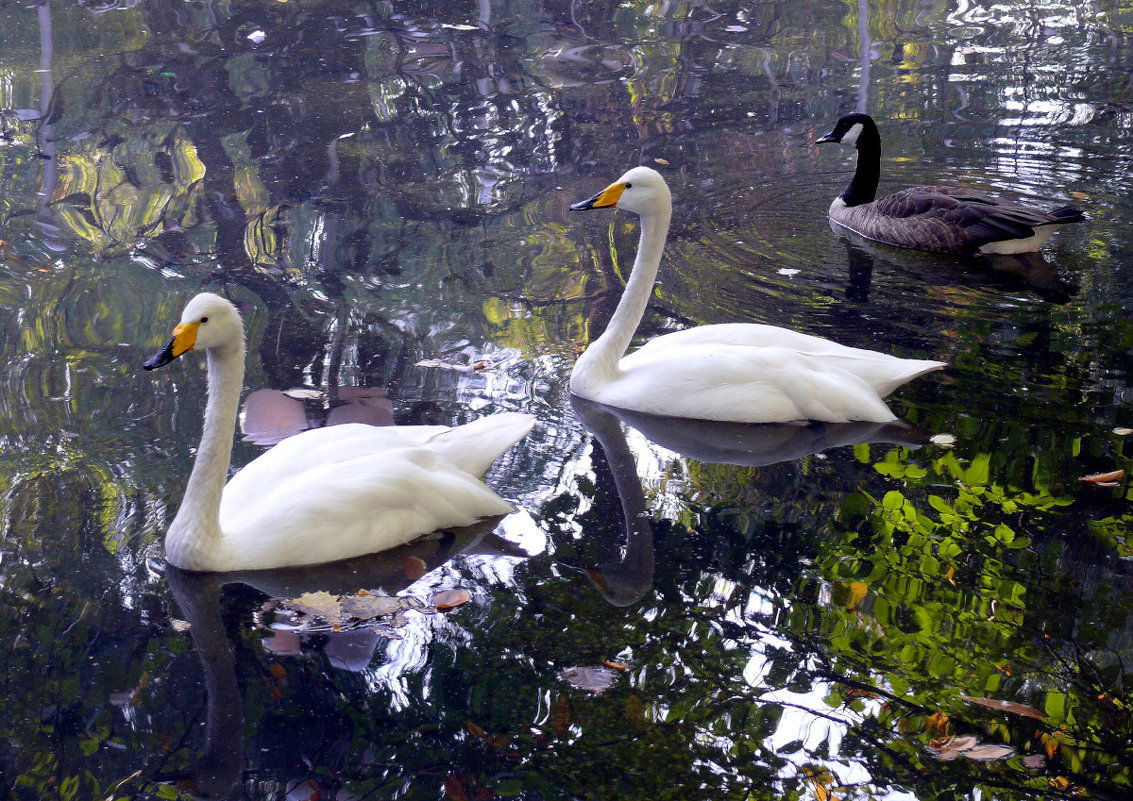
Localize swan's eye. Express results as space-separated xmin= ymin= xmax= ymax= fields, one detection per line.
xmin=624 ymin=182 xmax=632 ymax=189
xmin=200 ymin=316 xmax=209 ymax=323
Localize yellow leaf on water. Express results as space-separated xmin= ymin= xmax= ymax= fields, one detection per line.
xmin=288 ymin=590 xmax=344 ymax=624
xmin=945 ymin=566 xmax=956 ymax=585
xmin=847 ymin=581 xmax=868 ymax=610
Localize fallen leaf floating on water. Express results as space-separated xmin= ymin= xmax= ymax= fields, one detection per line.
xmin=1113 ymin=427 xmax=1133 ymax=436
xmin=602 ymin=660 xmax=628 ymax=671
xmin=400 ymin=555 xmax=428 ymax=580
xmin=959 ymin=695 xmax=1047 ymax=719
xmin=930 ymin=433 xmax=957 ymax=447
xmin=559 ymin=666 xmax=619 ymax=695
xmin=415 ymin=358 xmax=498 ymax=374
xmin=1079 ymin=469 xmax=1124 ymax=485
xmin=432 ymin=589 xmax=471 ymax=611
xmin=341 ymin=594 xmax=403 ymax=619
xmin=170 ymin=619 xmax=191 ymax=632
xmin=929 ymin=735 xmax=1015 ymax=762
xmin=273 ymin=587 xmax=467 ymax=635
xmin=289 ymin=591 xmax=344 ymax=625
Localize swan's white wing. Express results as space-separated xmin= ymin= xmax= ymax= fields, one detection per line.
xmin=228 ymin=422 xmax=451 ymax=490
xmin=214 ymin=414 xmax=534 ymax=571
xmin=219 ymin=446 xmax=516 ymax=570
xmin=607 ymin=343 xmax=899 ymax=423
xmin=629 ymin=324 xmax=944 ymax=397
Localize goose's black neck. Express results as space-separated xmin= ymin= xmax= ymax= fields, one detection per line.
xmin=842 ymin=122 xmax=881 ymax=207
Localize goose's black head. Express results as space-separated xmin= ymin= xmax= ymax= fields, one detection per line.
xmin=817 ymin=113 xmax=879 ymax=150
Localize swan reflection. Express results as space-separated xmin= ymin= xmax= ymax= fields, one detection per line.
xmin=161 ymin=519 xmax=513 ymax=798
xmin=569 ymin=395 xmax=927 ymax=606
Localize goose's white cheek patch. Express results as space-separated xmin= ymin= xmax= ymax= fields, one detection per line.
xmin=840 ymin=122 xmax=864 ymax=148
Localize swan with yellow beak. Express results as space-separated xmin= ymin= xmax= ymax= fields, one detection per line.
xmin=567 ymin=166 xmax=945 ymax=423
xmin=144 ymin=292 xmax=534 ymax=572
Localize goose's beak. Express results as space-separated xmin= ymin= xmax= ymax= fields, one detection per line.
xmin=144 ymin=322 xmax=199 ymax=371
xmin=816 ymin=130 xmax=838 ymax=144
xmin=570 ymin=181 xmax=625 ymax=211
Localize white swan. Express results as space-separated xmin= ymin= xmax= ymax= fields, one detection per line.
xmin=144 ymin=292 xmax=534 ymax=572
xmin=568 ymin=166 xmax=945 ymax=423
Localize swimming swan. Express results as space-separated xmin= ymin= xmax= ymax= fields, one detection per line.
xmin=568 ymin=166 xmax=945 ymax=423
xmin=144 ymin=292 xmax=534 ymax=572
xmin=818 ymin=113 xmax=1085 ymax=255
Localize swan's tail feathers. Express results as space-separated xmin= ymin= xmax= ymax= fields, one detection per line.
xmin=875 ymin=359 xmax=947 ymax=398
xmin=426 ymin=412 xmax=536 ymax=476
xmin=1048 ymin=205 xmax=1086 ymax=224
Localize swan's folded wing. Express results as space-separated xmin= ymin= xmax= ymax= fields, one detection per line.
xmin=626 ymin=327 xmax=943 ymax=397
xmin=218 ymin=448 xmax=516 ymax=570
xmin=230 ymin=422 xmax=453 ymax=487
xmin=612 ymin=344 xmax=899 ymax=423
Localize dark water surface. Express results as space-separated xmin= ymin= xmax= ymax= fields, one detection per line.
xmin=2 ymin=1 xmax=1133 ymax=799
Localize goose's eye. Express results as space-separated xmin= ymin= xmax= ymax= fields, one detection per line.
xmin=624 ymin=182 xmax=632 ymax=189
xmin=200 ymin=316 xmax=209 ymax=323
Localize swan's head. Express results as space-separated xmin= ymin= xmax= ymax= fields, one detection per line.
xmin=570 ymin=166 xmax=671 ymax=217
xmin=144 ymin=292 xmax=244 ymax=370
xmin=816 ymin=113 xmax=878 ymax=150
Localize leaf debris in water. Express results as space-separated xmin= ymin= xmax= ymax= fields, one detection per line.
xmin=559 ymin=666 xmax=619 ymax=695
xmin=960 ymin=695 xmax=1046 ymax=719
xmin=432 ymin=589 xmax=471 ymax=611
xmin=928 ymin=735 xmax=1015 ymax=762
xmin=270 ymin=586 xmax=472 ymax=636
xmin=1079 ymin=469 xmax=1124 ymax=486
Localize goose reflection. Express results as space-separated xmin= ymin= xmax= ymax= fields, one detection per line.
xmin=161 ymin=519 xmax=514 ymax=799
xmin=835 ymin=223 xmax=1076 ymax=304
xmin=569 ymin=396 xmax=927 ymax=606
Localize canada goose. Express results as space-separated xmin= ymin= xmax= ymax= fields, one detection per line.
xmin=817 ymin=113 xmax=1085 ymax=255
xmin=144 ymin=292 xmax=534 ymax=572
xmin=568 ymin=166 xmax=945 ymax=423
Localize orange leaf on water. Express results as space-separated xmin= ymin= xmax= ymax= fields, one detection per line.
xmin=1079 ymin=469 xmax=1124 ymax=484
xmin=602 ymin=660 xmax=628 ymax=671
xmin=433 ymin=589 xmax=471 ymax=611
xmin=960 ymin=695 xmax=1046 ymax=719
xmin=400 ymin=555 xmax=427 ymax=580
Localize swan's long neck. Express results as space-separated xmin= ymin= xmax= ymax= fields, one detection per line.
xmin=165 ymin=341 xmax=245 ymax=567
xmin=571 ymin=203 xmax=671 ymax=391
xmin=842 ymin=124 xmax=881 ymax=207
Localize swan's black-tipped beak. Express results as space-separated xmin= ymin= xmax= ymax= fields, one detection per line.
xmin=569 ymin=192 xmax=603 ymax=211
xmin=570 ymin=181 xmax=626 ymax=211
xmin=144 ymin=335 xmax=180 ymax=370
xmin=144 ymin=322 xmax=199 ymax=371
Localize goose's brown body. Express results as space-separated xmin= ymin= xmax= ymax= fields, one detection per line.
xmin=819 ymin=114 xmax=1084 ymax=255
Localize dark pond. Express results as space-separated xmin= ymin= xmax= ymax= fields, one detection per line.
xmin=2 ymin=1 xmax=1133 ymax=799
